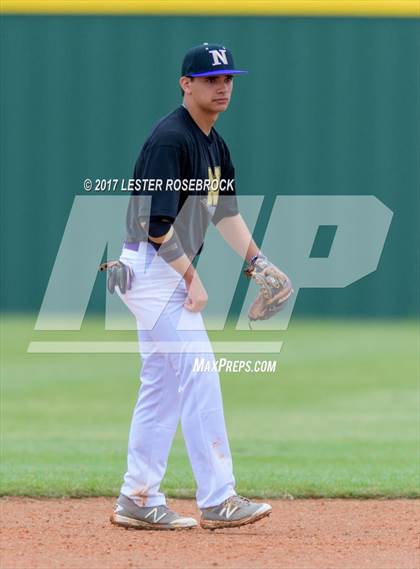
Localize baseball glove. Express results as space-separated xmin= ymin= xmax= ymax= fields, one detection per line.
xmin=99 ymin=260 xmax=134 ymax=294
xmin=245 ymin=254 xmax=293 ymax=321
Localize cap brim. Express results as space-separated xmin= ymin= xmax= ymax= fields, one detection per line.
xmin=189 ymin=69 xmax=248 ymax=77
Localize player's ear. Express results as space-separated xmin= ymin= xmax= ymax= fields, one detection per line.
xmin=180 ymin=76 xmax=193 ymax=96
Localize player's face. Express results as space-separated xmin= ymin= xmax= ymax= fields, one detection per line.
xmin=191 ymin=75 xmax=234 ymax=113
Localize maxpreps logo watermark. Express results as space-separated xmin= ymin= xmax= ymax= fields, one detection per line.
xmin=27 ymin=194 xmax=393 ymax=354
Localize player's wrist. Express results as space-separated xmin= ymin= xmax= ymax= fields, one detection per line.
xmin=248 ymin=251 xmax=265 ymax=266
xmin=182 ymin=264 xmax=196 ymax=285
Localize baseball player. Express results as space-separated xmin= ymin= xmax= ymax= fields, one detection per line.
xmin=103 ymin=43 xmax=292 ymax=530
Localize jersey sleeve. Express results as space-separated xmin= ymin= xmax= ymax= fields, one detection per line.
xmin=212 ymin=142 xmax=239 ymax=226
xmin=133 ymin=139 xmax=185 ymax=219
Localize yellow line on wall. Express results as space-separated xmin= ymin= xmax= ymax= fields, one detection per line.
xmin=1 ymin=1 xmax=419 ymax=17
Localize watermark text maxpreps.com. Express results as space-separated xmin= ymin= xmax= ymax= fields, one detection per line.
xmin=193 ymin=358 xmax=277 ymax=373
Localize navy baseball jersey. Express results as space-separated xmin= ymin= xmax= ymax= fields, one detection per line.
xmin=126 ymin=105 xmax=239 ymax=258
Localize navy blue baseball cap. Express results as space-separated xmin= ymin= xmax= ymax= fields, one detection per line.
xmin=181 ymin=43 xmax=248 ymax=77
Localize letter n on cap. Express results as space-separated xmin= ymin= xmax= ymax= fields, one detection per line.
xmin=209 ymin=49 xmax=228 ymax=66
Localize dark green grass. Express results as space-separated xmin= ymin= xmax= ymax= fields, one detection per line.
xmin=1 ymin=315 xmax=418 ymax=498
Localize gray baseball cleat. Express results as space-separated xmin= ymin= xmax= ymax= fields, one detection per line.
xmin=200 ymin=494 xmax=272 ymax=530
xmin=110 ymin=494 xmax=198 ymax=530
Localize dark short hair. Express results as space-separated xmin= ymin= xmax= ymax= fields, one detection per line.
xmin=181 ymin=76 xmax=194 ymax=97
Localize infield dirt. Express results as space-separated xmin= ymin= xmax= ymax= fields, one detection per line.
xmin=1 ymin=497 xmax=418 ymax=568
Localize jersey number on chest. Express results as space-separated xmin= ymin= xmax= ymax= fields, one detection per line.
xmin=208 ymin=166 xmax=221 ymax=206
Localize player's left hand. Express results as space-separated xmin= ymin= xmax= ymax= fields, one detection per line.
xmin=245 ymin=254 xmax=293 ymax=321
xmin=99 ymin=260 xmax=134 ymax=294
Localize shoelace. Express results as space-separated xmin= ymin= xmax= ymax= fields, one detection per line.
xmin=223 ymin=495 xmax=250 ymax=507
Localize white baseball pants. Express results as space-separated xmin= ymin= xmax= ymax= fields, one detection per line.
xmin=117 ymin=242 xmax=236 ymax=509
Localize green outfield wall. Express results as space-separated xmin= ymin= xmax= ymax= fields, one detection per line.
xmin=1 ymin=16 xmax=418 ymax=316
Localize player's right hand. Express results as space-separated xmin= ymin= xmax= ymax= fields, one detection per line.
xmin=184 ymin=275 xmax=208 ymax=312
